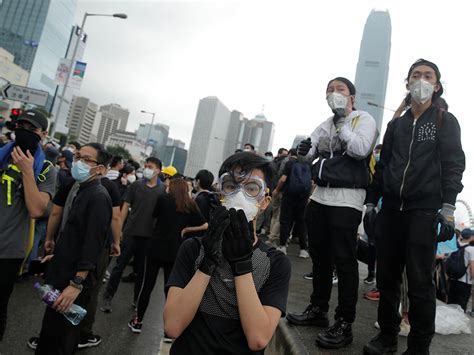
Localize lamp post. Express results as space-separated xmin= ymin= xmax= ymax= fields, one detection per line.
xmin=367 ymin=101 xmax=395 ymax=112
xmin=140 ymin=110 xmax=156 ymax=155
xmin=49 ymin=12 xmax=127 ymax=139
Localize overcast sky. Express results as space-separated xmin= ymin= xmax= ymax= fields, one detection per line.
xmin=74 ymin=0 xmax=473 ymax=208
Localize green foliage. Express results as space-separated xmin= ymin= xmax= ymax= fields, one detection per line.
xmin=106 ymin=145 xmax=131 ymax=159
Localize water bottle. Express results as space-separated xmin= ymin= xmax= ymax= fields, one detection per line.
xmin=34 ymin=282 xmax=87 ymax=326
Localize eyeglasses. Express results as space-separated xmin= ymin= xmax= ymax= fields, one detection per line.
xmin=218 ymin=172 xmax=267 ymax=199
xmin=73 ymin=153 xmax=99 ymax=165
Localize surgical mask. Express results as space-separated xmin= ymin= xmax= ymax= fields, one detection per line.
xmin=221 ymin=191 xmax=260 ymax=222
xmin=143 ymin=168 xmax=155 ymax=180
xmin=326 ymin=92 xmax=348 ymax=111
xmin=14 ymin=129 xmax=41 ymax=155
xmin=66 ymin=147 xmax=75 ymax=153
xmin=265 ymin=156 xmax=273 ymax=162
xmin=136 ymin=172 xmax=143 ymax=179
xmin=244 ymin=148 xmax=251 ymax=152
xmin=127 ymin=174 xmax=137 ymax=184
xmin=71 ymin=160 xmax=91 ymax=183
xmin=409 ymin=79 xmax=434 ymax=104
xmin=374 ymin=152 xmax=380 ymax=162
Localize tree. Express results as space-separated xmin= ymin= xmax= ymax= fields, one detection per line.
xmin=106 ymin=145 xmax=131 ymax=159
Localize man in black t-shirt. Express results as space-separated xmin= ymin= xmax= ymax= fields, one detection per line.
xmin=164 ymin=152 xmax=291 ymax=354
xmin=193 ymin=169 xmax=218 ymax=222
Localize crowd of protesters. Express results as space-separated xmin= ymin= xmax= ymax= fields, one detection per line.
xmin=0 ymin=58 xmax=472 ymax=355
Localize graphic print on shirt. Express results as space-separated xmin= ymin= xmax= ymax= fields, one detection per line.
xmin=417 ymin=122 xmax=437 ymax=142
xmin=194 ymin=247 xmax=271 ymax=320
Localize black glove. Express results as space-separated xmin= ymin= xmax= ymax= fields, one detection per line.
xmin=297 ymin=138 xmax=312 ymax=157
xmin=222 ymin=208 xmax=254 ymax=276
xmin=434 ymin=204 xmax=456 ymax=242
xmin=199 ymin=206 xmax=230 ymax=275
xmin=363 ymin=204 xmax=377 ymax=244
xmin=332 ymin=108 xmax=346 ymax=129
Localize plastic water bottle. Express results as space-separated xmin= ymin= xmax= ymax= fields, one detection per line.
xmin=34 ymin=282 xmax=87 ymax=326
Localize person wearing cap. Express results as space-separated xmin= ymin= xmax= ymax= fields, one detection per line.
xmin=447 ymin=229 xmax=474 ymax=312
xmin=0 ymin=109 xmax=57 ymax=342
xmin=363 ymin=59 xmax=465 ymax=355
xmin=286 ymin=77 xmax=377 ymax=349
xmin=161 ymin=165 xmax=177 ymax=190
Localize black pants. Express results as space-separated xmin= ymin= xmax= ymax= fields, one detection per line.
xmin=306 ymin=201 xmax=361 ymax=323
xmin=367 ymin=243 xmax=376 ymax=276
xmin=105 ymin=236 xmax=149 ymax=301
xmin=0 ymin=258 xmax=23 ymax=341
xmin=136 ymin=256 xmax=173 ymax=322
xmin=80 ymin=248 xmax=110 ymax=338
xmin=448 ymin=280 xmax=472 ymax=311
xmin=375 ymin=207 xmax=437 ymax=350
xmin=36 ymin=290 xmax=91 ymax=355
xmin=279 ymin=196 xmax=308 ymax=250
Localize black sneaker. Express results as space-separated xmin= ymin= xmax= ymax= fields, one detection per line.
xmin=78 ymin=334 xmax=103 ymax=349
xmin=401 ymin=347 xmax=429 ymax=355
xmin=316 ymin=318 xmax=353 ymax=349
xmin=363 ymin=333 xmax=398 ymax=354
xmin=163 ymin=333 xmax=173 ymax=343
xmin=286 ymin=304 xmax=329 ymax=327
xmin=364 ymin=275 xmax=376 ymax=285
xmin=303 ymin=272 xmax=313 ymax=280
xmin=122 ymin=272 xmax=137 ymax=283
xmin=27 ymin=337 xmax=39 ymax=350
xmin=128 ymin=318 xmax=142 ymax=333
xmin=100 ymin=296 xmax=112 ymax=313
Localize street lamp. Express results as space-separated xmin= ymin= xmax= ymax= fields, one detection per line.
xmin=367 ymin=101 xmax=395 ymax=112
xmin=50 ymin=12 xmax=127 ymax=138
xmin=140 ymin=110 xmax=156 ymax=155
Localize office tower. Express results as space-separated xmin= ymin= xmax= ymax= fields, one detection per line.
xmin=136 ymin=122 xmax=170 ymax=150
xmin=0 ymin=0 xmax=78 ymax=109
xmin=100 ymin=103 xmax=130 ymax=131
xmin=96 ymin=111 xmax=120 ymax=145
xmin=67 ymin=96 xmax=98 ymax=145
xmin=354 ymin=9 xmax=391 ymax=136
xmin=185 ymin=96 xmax=231 ymax=177
xmin=224 ymin=110 xmax=244 ymax=158
xmin=106 ymin=130 xmax=145 ymax=162
xmin=0 ymin=48 xmax=29 ymax=117
xmin=166 ymin=138 xmax=186 ymax=149
xmin=238 ymin=113 xmax=275 ymax=154
xmin=161 ymin=145 xmax=188 ymax=175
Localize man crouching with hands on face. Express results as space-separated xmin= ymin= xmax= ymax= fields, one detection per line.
xmin=164 ymin=152 xmax=291 ymax=354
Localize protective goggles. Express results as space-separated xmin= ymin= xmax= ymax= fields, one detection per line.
xmin=218 ymin=172 xmax=267 ymax=200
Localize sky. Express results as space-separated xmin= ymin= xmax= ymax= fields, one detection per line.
xmin=73 ymin=0 xmax=473 ymax=207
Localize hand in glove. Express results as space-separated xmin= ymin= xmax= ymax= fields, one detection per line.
xmin=222 ymin=208 xmax=254 ymax=276
xmin=332 ymin=108 xmax=346 ymax=130
xmin=297 ymin=138 xmax=312 ymax=157
xmin=363 ymin=203 xmax=377 ymax=243
xmin=199 ymin=206 xmax=230 ymax=275
xmin=434 ymin=203 xmax=456 ymax=242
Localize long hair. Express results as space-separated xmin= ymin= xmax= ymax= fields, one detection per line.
xmin=169 ymin=178 xmax=198 ymax=213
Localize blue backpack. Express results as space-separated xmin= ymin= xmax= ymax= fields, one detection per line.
xmin=287 ymin=161 xmax=312 ymax=198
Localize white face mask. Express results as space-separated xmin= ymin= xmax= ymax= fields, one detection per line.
xmin=265 ymin=156 xmax=273 ymax=162
xmin=127 ymin=174 xmax=137 ymax=184
xmin=221 ymin=191 xmax=260 ymax=222
xmin=409 ymin=79 xmax=434 ymax=104
xmin=136 ymin=172 xmax=143 ymax=179
xmin=142 ymin=168 xmax=155 ymax=180
xmin=326 ymin=92 xmax=349 ymax=111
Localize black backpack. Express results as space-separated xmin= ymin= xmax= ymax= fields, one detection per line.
xmin=287 ymin=161 xmax=312 ymax=198
xmin=445 ymin=245 xmax=468 ymax=280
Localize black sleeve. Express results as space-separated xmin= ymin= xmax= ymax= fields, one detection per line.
xmin=195 ymin=194 xmax=211 ymax=222
xmin=166 ymin=238 xmax=202 ymax=290
xmin=282 ymin=159 xmax=293 ymax=177
xmin=259 ymin=252 xmax=291 ymax=316
xmin=438 ymin=112 xmax=465 ymax=205
xmin=102 ymin=178 xmax=122 ymax=207
xmin=124 ymin=181 xmax=137 ymax=205
xmin=365 ymin=117 xmax=397 ymax=204
xmin=153 ymin=194 xmax=166 ymax=218
xmin=52 ymin=181 xmax=74 ymax=207
xmin=189 ymin=208 xmax=206 ymax=227
xmin=75 ymin=191 xmax=112 ymax=271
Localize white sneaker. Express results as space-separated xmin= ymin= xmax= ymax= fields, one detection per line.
xmin=299 ymin=249 xmax=310 ymax=258
xmin=399 ymin=318 xmax=410 ymax=337
xmin=374 ymin=321 xmax=380 ymax=329
xmin=332 ymin=275 xmax=338 ymax=284
xmin=277 ymin=246 xmax=287 ymax=255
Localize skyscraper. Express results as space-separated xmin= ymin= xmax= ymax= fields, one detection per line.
xmin=184 ymin=96 xmax=231 ymax=177
xmin=67 ymin=96 xmax=98 ymax=145
xmin=0 ymin=0 xmax=78 ymax=109
xmin=96 ymin=111 xmax=120 ymax=145
xmin=100 ymin=103 xmax=130 ymax=131
xmin=354 ymin=9 xmax=391 ymax=135
xmin=237 ymin=114 xmax=275 ymax=154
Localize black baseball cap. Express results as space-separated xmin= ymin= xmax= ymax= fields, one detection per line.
xmin=16 ymin=109 xmax=49 ymax=131
xmin=461 ymin=228 xmax=474 ymax=239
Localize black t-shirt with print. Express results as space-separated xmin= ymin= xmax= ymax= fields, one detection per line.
xmin=149 ymin=194 xmax=206 ymax=262
xmin=166 ymin=237 xmax=291 ymax=355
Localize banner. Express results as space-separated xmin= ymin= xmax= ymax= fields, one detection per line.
xmin=69 ymin=61 xmax=87 ymax=90
xmin=54 ymin=58 xmax=71 ymax=86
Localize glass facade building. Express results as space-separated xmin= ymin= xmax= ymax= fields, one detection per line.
xmin=0 ymin=0 xmax=77 ymax=110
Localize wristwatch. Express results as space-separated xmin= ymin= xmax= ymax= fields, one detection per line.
xmin=69 ymin=275 xmax=84 ymax=292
